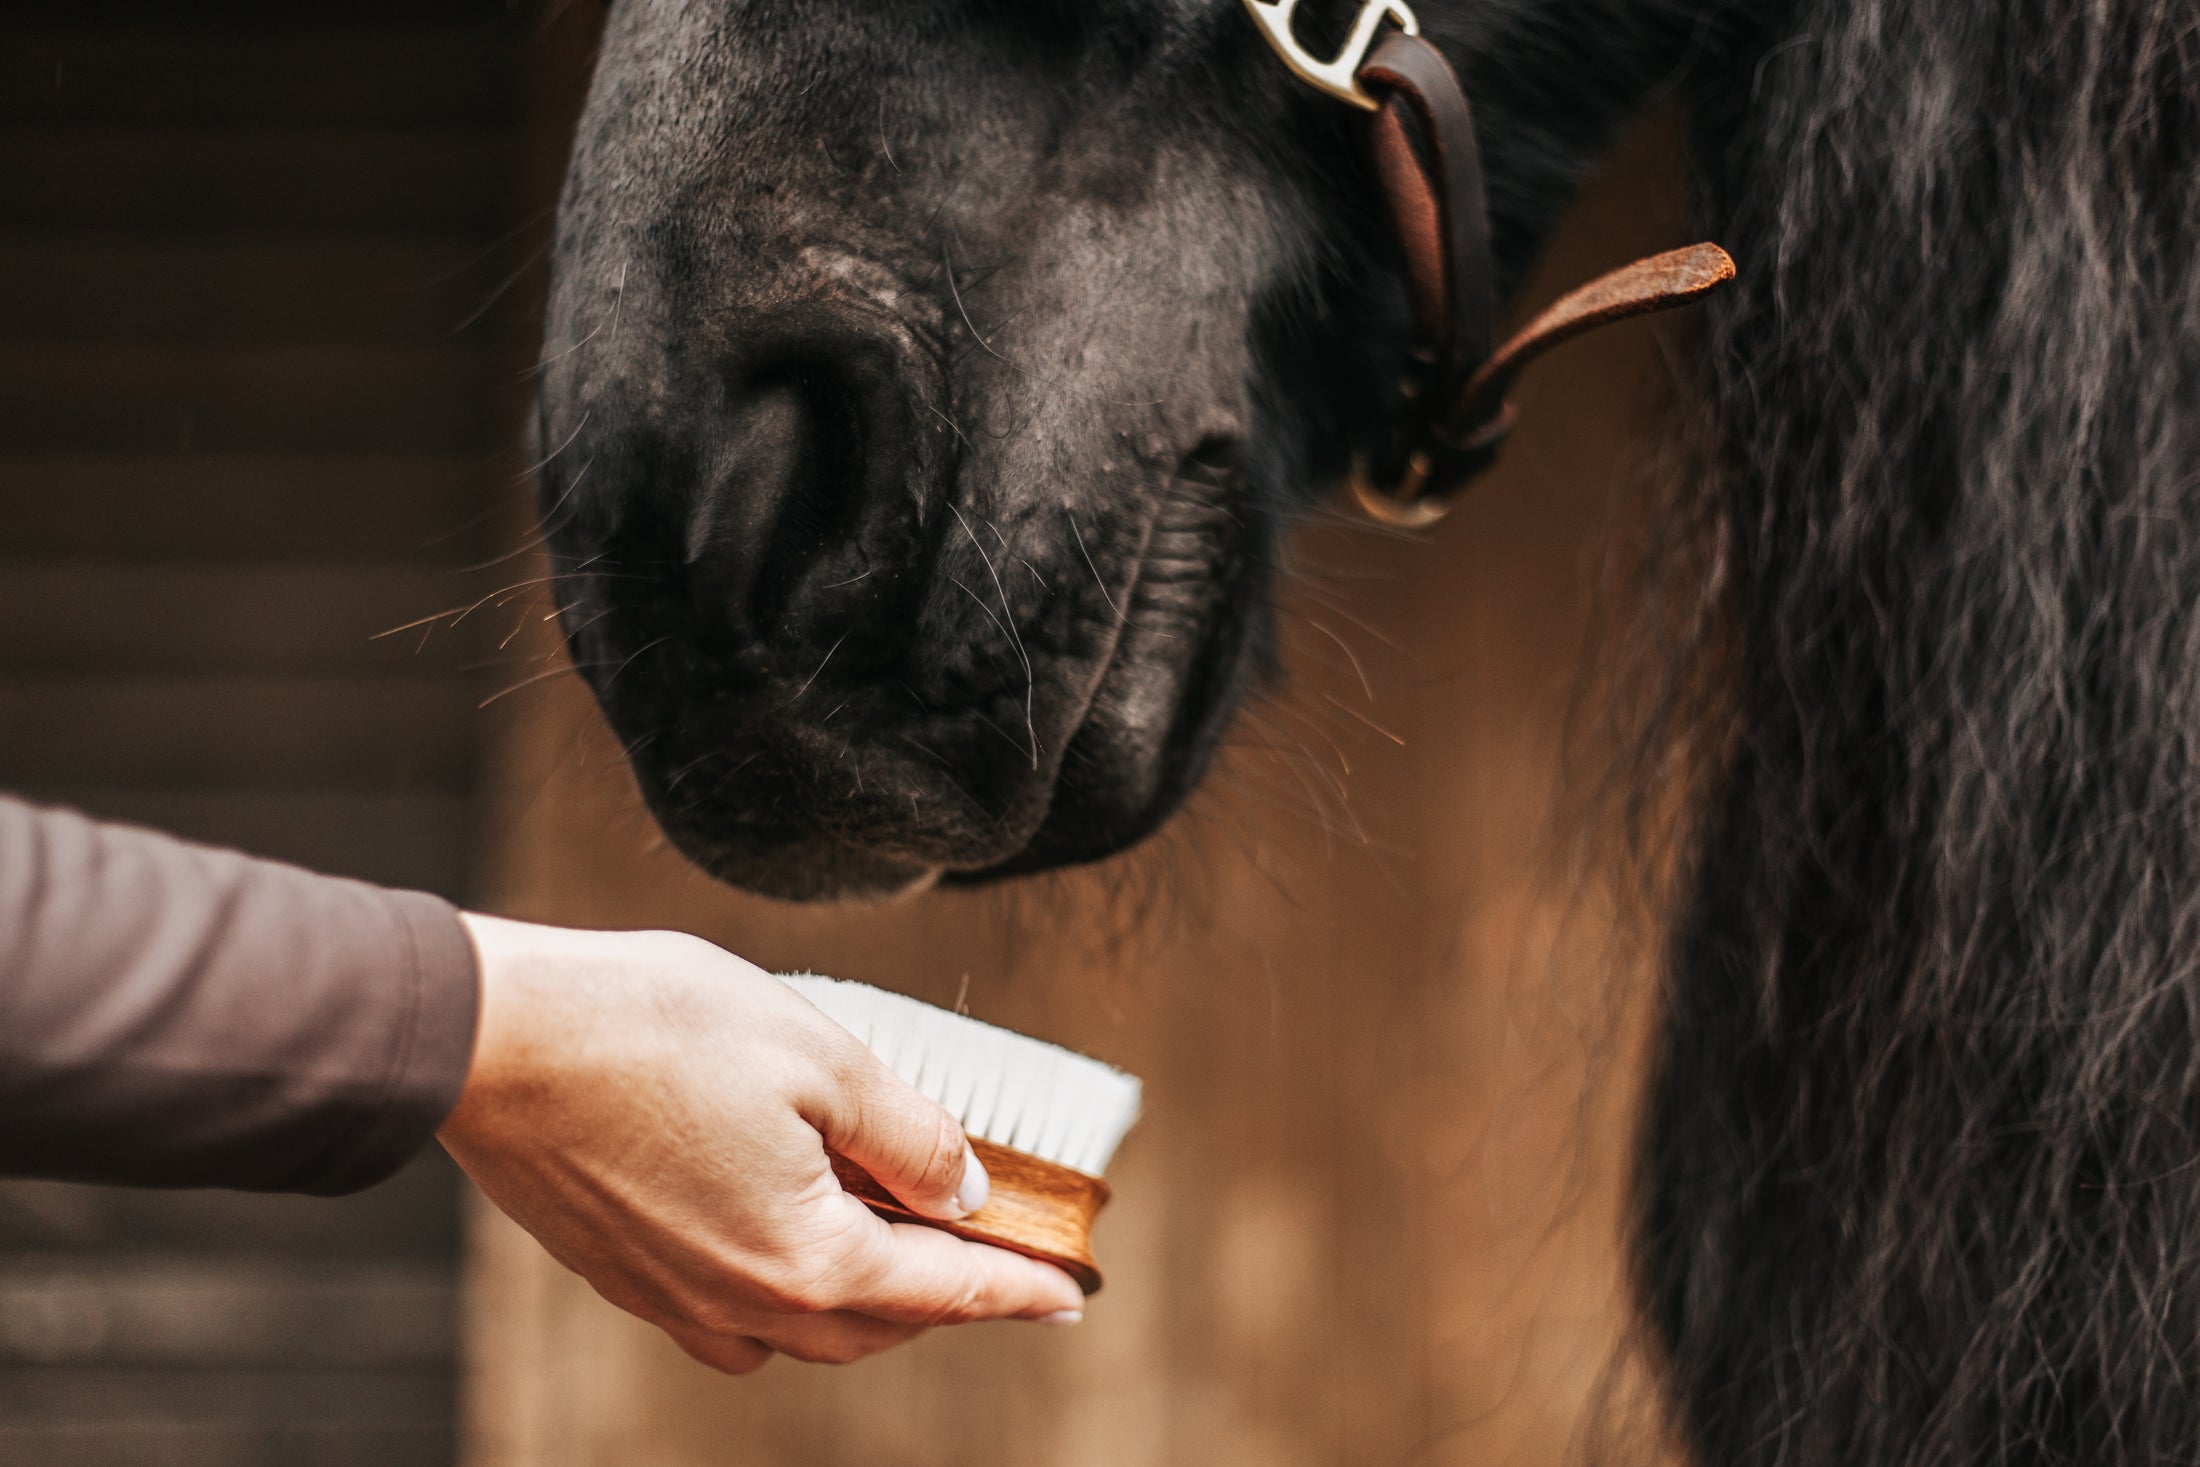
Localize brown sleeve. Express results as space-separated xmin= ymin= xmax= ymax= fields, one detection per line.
xmin=0 ymin=795 xmax=481 ymax=1196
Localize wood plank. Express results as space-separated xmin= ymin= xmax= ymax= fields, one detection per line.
xmin=0 ymin=34 xmax=520 ymax=128
xmin=0 ymin=1260 xmax=454 ymax=1368
xmin=0 ymin=1157 xmax=463 ymax=1261
xmin=0 ymin=455 xmax=502 ymax=563
xmin=23 ymin=788 xmax=474 ymax=895
xmin=0 ymin=1421 xmax=452 ymax=1467
xmin=0 ymin=127 xmax=514 ymax=232
xmin=0 ymin=344 xmax=497 ymax=455
xmin=0 ymin=563 xmax=504 ymax=676
xmin=0 ymin=1366 xmax=451 ymax=1425
xmin=0 ymin=677 xmax=476 ymax=788
xmin=0 ymin=233 xmax=526 ymax=344
xmin=0 ymin=13 xmax=521 ymax=1467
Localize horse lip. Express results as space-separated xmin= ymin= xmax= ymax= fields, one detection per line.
xmin=947 ymin=471 xmax=1243 ymax=882
xmin=968 ymin=499 xmax=1166 ymax=864
xmin=705 ymin=504 xmax=1164 ymax=888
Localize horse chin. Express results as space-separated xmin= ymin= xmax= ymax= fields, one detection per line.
xmin=624 ymin=617 xmax=1243 ymax=901
xmin=599 ymin=557 xmax=1251 ymax=902
xmin=954 ymin=599 xmax=1254 ymax=883
xmin=625 ymin=735 xmax=1193 ymax=903
xmin=635 ymin=802 xmax=949 ymax=904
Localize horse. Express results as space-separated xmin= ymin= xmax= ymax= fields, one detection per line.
xmin=531 ymin=1 xmax=2200 ymax=1462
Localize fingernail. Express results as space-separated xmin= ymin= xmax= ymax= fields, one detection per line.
xmin=1038 ymin=1310 xmax=1083 ymax=1327
xmin=953 ymin=1148 xmax=990 ymax=1217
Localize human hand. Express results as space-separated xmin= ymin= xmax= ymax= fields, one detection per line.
xmin=437 ymin=915 xmax=1086 ymax=1374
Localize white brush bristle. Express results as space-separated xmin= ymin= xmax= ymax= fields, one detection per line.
xmin=781 ymin=974 xmax=1142 ymax=1177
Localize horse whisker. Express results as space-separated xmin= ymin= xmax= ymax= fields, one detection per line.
xmin=950 ymin=503 xmax=1038 ymax=768
xmin=1067 ymin=510 xmax=1133 ymax=627
xmin=530 ymin=260 xmax=626 ymax=377
xmin=1288 ymin=614 xmax=1376 ymax=701
xmin=519 ymin=410 xmax=592 ymax=482
xmin=445 ymin=240 xmax=552 ymax=338
xmin=476 ymin=663 xmax=580 ymax=709
xmin=784 ymin=629 xmax=854 ymax=706
xmin=1319 ymin=691 xmax=1407 ymax=747
xmin=942 ymin=239 xmax=1059 ymax=390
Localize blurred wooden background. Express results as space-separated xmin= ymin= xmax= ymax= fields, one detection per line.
xmin=0 ymin=4 xmax=1698 ymax=1460
xmin=463 ymin=19 xmax=1695 ymax=1459
xmin=0 ymin=4 xmax=545 ymax=1462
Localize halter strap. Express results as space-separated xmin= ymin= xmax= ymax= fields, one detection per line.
xmin=1248 ymin=6 xmax=1737 ymax=526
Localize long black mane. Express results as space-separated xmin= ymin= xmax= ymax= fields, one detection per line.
xmin=1643 ymin=2 xmax=2200 ymax=1460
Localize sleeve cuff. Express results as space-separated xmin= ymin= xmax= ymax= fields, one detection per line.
xmin=293 ymin=893 xmax=482 ymax=1197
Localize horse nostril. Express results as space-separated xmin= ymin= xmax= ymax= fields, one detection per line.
xmin=685 ymin=382 xmax=805 ymax=598
xmin=1180 ymin=434 xmax=1244 ymax=488
xmin=741 ymin=361 xmax=870 ymax=623
xmin=686 ymin=338 xmax=931 ymax=667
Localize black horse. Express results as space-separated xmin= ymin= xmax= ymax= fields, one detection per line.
xmin=536 ymin=1 xmax=2200 ymax=1462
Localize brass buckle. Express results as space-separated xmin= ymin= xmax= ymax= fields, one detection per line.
xmin=1242 ymin=0 xmax=1420 ymax=112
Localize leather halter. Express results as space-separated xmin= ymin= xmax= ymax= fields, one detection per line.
xmin=1245 ymin=0 xmax=1736 ymax=527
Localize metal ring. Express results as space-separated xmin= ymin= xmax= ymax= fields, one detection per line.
xmin=1346 ymin=453 xmax=1455 ymax=529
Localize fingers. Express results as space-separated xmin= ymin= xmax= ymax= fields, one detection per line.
xmin=755 ymin=1311 xmax=929 ymax=1365
xmin=666 ymin=1326 xmax=775 ymax=1377
xmin=805 ymin=1049 xmax=988 ymax=1222
xmin=815 ymin=1215 xmax=1087 ymax=1326
xmin=668 ymin=1315 xmax=926 ymax=1372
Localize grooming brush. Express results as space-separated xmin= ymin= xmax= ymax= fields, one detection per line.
xmin=781 ymin=974 xmax=1142 ymax=1294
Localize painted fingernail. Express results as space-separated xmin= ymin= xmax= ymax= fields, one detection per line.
xmin=1039 ymin=1309 xmax=1084 ymax=1326
xmin=953 ymin=1148 xmax=990 ymax=1217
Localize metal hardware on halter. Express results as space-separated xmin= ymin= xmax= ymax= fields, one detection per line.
xmin=1242 ymin=0 xmax=1419 ymax=112
xmin=1345 ymin=402 xmax=1517 ymax=529
xmin=1347 ymin=455 xmax=1446 ymax=529
xmin=1243 ymin=0 xmax=1739 ymax=530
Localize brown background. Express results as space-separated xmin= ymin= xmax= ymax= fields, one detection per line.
xmin=0 ymin=5 xmax=542 ymax=1462
xmin=0 ymin=5 xmax=1698 ymax=1461
xmin=463 ymin=26 xmax=1695 ymax=1458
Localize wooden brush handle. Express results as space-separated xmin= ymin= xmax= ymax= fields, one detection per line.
xmin=829 ymin=1136 xmax=1111 ymax=1295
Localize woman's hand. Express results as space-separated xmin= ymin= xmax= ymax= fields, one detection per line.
xmin=438 ymin=915 xmax=1086 ymax=1374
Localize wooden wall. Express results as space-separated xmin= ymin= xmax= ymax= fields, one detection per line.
xmin=464 ymin=77 xmax=1696 ymax=1464
xmin=0 ymin=6 xmax=538 ymax=1462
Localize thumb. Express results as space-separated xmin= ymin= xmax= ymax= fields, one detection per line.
xmin=809 ymin=1048 xmax=990 ymax=1222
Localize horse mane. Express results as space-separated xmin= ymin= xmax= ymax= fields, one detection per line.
xmin=1633 ymin=2 xmax=2200 ymax=1460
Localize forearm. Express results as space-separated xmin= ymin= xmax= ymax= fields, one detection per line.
xmin=0 ymin=796 xmax=1080 ymax=1366
xmin=0 ymin=795 xmax=479 ymax=1195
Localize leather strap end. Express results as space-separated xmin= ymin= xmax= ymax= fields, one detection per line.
xmin=1452 ymin=243 xmax=1737 ymax=429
